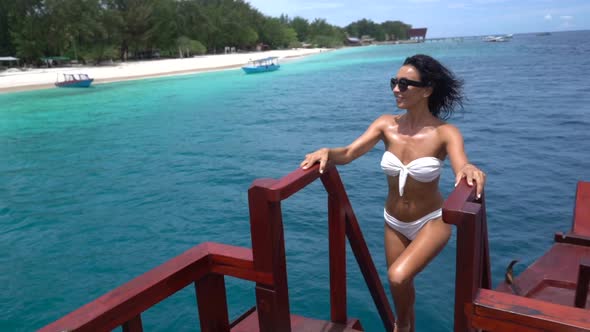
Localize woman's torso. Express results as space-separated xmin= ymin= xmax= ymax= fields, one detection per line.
xmin=381 ymin=114 xmax=447 ymax=221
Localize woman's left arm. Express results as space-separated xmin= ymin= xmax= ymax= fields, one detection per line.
xmin=442 ymin=124 xmax=486 ymax=198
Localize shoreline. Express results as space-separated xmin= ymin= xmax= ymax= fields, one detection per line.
xmin=0 ymin=48 xmax=329 ymax=94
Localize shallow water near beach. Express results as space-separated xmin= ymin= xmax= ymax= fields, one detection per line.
xmin=1 ymin=30 xmax=590 ymax=331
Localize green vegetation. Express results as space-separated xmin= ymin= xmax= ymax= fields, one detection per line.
xmin=346 ymin=19 xmax=412 ymax=41
xmin=0 ymin=0 xmax=412 ymax=65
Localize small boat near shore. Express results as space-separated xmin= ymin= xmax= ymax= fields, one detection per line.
xmin=55 ymin=73 xmax=94 ymax=88
xmin=242 ymin=56 xmax=280 ymax=74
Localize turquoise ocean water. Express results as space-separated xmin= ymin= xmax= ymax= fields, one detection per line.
xmin=1 ymin=30 xmax=590 ymax=331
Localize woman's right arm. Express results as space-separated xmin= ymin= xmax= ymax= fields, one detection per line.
xmin=300 ymin=115 xmax=387 ymax=173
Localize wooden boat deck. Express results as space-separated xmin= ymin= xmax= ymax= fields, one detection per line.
xmin=495 ymin=243 xmax=590 ymax=307
xmin=495 ymin=181 xmax=590 ymax=308
xmin=462 ymin=181 xmax=590 ymax=331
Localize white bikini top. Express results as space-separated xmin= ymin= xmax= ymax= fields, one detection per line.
xmin=380 ymin=151 xmax=443 ymax=196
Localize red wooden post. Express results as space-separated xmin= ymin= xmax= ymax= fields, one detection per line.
xmin=573 ymin=181 xmax=590 ymax=236
xmin=122 ymin=314 xmax=143 ymax=332
xmin=480 ymin=192 xmax=492 ymax=290
xmin=322 ymin=169 xmax=395 ymax=331
xmin=455 ymin=210 xmax=480 ymax=332
xmin=249 ymin=180 xmax=291 ymax=332
xmin=322 ymin=169 xmax=347 ymax=323
xmin=195 ymin=274 xmax=230 ymax=332
xmin=443 ymin=179 xmax=489 ymax=332
xmin=574 ymin=258 xmax=590 ymax=308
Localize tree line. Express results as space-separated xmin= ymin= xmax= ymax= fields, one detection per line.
xmin=0 ymin=0 xmax=413 ymax=65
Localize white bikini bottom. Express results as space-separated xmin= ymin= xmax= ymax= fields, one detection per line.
xmin=384 ymin=208 xmax=442 ymax=240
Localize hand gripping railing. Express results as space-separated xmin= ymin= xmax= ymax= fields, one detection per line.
xmin=248 ymin=164 xmax=395 ymax=331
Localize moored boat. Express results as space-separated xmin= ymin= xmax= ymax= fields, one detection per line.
xmin=483 ymin=35 xmax=508 ymax=42
xmin=483 ymin=34 xmax=513 ymax=42
xmin=242 ymin=57 xmax=280 ymax=74
xmin=55 ymin=73 xmax=94 ymax=88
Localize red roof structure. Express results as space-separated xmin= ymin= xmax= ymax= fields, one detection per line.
xmin=407 ymin=28 xmax=427 ymax=41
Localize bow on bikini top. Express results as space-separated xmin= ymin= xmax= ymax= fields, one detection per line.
xmin=380 ymin=151 xmax=443 ymax=196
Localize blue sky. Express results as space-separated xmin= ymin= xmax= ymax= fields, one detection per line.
xmin=246 ymin=0 xmax=590 ymax=38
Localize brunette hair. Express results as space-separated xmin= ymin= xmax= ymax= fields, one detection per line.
xmin=403 ymin=54 xmax=464 ymax=119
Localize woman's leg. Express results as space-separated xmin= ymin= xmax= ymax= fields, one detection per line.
xmin=386 ymin=217 xmax=452 ymax=332
xmin=384 ymin=224 xmax=411 ymax=331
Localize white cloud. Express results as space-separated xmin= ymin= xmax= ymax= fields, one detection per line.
xmin=560 ymin=15 xmax=573 ymax=20
xmin=408 ymin=0 xmax=440 ymax=3
xmin=544 ymin=14 xmax=552 ymax=20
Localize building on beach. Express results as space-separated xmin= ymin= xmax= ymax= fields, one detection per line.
xmin=345 ymin=36 xmax=361 ymax=46
xmin=407 ymin=28 xmax=428 ymax=42
xmin=0 ymin=56 xmax=20 ymax=69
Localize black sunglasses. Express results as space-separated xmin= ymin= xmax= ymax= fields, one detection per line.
xmin=390 ymin=77 xmax=429 ymax=92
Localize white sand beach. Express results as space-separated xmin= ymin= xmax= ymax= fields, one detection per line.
xmin=0 ymin=48 xmax=329 ymax=93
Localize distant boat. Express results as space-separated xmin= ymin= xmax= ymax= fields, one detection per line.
xmin=483 ymin=35 xmax=511 ymax=42
xmin=536 ymin=32 xmax=551 ymax=36
xmin=55 ymin=73 xmax=94 ymax=88
xmin=242 ymin=57 xmax=280 ymax=74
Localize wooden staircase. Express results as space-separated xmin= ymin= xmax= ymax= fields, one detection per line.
xmin=39 ymin=164 xmax=590 ymax=331
xmin=39 ymin=164 xmax=393 ymax=332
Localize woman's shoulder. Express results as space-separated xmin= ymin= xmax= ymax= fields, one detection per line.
xmin=374 ymin=113 xmax=400 ymax=124
xmin=368 ymin=114 xmax=401 ymax=132
xmin=436 ymin=122 xmax=463 ymax=140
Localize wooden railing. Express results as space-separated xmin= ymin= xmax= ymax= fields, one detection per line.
xmin=247 ymin=164 xmax=395 ymax=331
xmin=446 ymin=180 xmax=590 ymax=332
xmin=467 ymin=288 xmax=590 ymax=331
xmin=39 ymin=164 xmax=395 ymax=331
xmin=39 ymin=242 xmax=265 ymax=332
xmin=50 ymin=164 xmax=590 ymax=332
xmin=442 ymin=179 xmax=491 ymax=332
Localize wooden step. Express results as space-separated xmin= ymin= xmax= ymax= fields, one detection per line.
xmin=231 ymin=309 xmax=363 ymax=332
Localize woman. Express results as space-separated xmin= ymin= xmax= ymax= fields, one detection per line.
xmin=300 ymin=54 xmax=486 ymax=332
